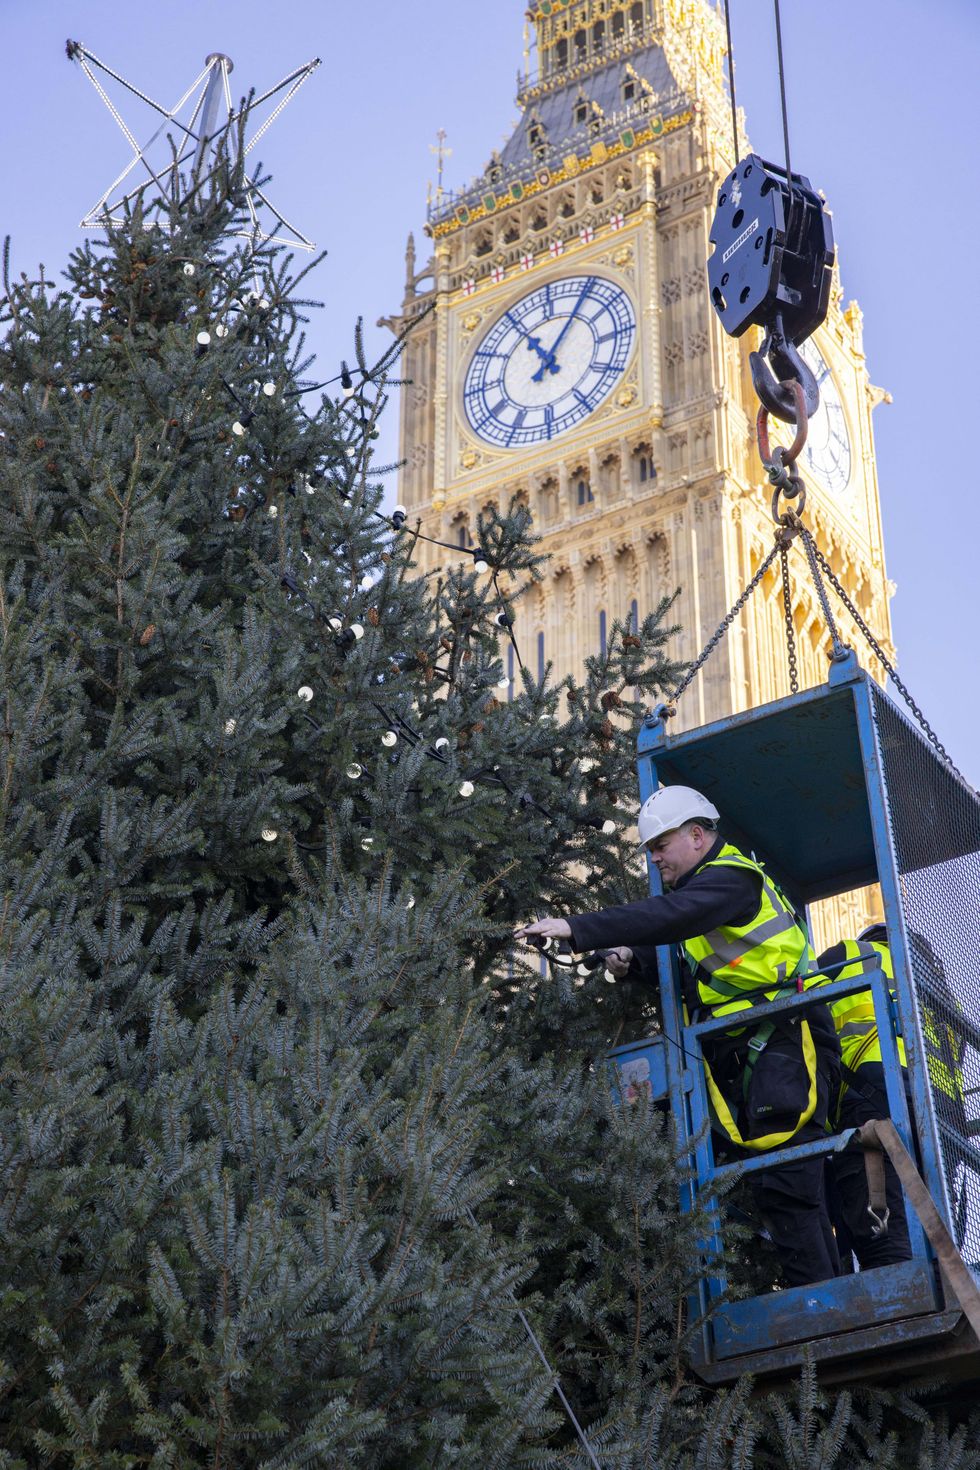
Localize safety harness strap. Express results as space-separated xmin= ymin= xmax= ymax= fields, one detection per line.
xmin=855 ymin=1119 xmax=980 ymax=1342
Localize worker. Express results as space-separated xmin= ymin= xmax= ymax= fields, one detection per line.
xmin=816 ymin=925 xmax=913 ymax=1268
xmin=516 ymin=784 xmax=842 ymax=1288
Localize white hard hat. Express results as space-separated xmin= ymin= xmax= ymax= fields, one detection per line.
xmin=637 ymin=785 xmax=719 ymax=849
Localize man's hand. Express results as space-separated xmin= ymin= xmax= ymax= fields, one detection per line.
xmin=514 ymin=917 xmax=572 ymax=942
xmin=603 ymin=946 xmax=633 ymax=978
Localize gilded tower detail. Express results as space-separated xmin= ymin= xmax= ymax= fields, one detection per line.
xmin=386 ymin=0 xmax=894 ymax=775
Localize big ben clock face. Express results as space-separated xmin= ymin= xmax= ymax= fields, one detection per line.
xmin=462 ymin=274 xmax=636 ymax=448
xmin=797 ymin=338 xmax=852 ymax=494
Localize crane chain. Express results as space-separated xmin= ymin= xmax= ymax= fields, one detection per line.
xmin=779 ymin=541 xmax=800 ymax=695
xmin=808 ymin=539 xmax=967 ymax=786
xmin=667 ymin=541 xmax=782 ymax=711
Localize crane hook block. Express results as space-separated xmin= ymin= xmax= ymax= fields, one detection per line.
xmin=706 ymin=154 xmax=835 ymax=345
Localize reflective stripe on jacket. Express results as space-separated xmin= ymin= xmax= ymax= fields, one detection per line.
xmin=825 ymin=939 xmax=907 ymax=1073
xmin=826 ymin=939 xmax=962 ymax=1104
xmin=681 ymin=844 xmax=815 ymax=1016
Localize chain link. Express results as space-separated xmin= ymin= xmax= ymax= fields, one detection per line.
xmin=779 ymin=542 xmax=800 ymax=695
xmin=799 ymin=527 xmax=847 ymax=663
xmin=809 ymin=540 xmax=968 ymax=787
xmin=669 ymin=541 xmax=782 ymax=710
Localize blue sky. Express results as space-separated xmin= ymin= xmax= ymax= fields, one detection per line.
xmin=2 ymin=0 xmax=978 ymax=783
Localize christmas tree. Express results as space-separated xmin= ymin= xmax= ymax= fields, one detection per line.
xmin=0 ymin=138 xmax=977 ymax=1468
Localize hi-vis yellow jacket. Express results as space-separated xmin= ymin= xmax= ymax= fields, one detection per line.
xmin=682 ymin=844 xmax=817 ymax=1016
xmin=683 ymin=845 xmax=825 ymax=1152
xmin=825 ymin=939 xmax=962 ymax=1105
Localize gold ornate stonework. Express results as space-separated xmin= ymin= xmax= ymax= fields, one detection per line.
xmin=385 ymin=0 xmax=893 ymax=944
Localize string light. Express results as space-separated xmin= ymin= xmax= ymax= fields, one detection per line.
xmin=340 ymin=361 xmax=355 ymax=398
xmin=391 ymin=505 xmax=408 ymax=530
xmin=261 ymin=827 xmax=278 ymax=842
xmin=495 ymin=610 xmax=513 ymax=628
xmin=183 ymin=263 xmax=195 ymax=277
xmin=196 ymin=330 xmax=211 ymax=346
xmin=297 ymin=685 xmax=313 ymax=702
xmin=404 ymin=894 xmax=416 ymax=909
xmin=215 ymin=323 xmax=229 ymax=338
xmin=601 ymin=820 xmax=617 ymax=835
xmin=224 ymin=718 xmax=237 ymax=734
xmin=459 ymin=780 xmax=475 ymax=797
xmin=361 ymin=835 xmax=375 ymax=851
xmin=346 ymin=762 xmax=363 ymax=779
xmin=381 ymin=730 xmax=398 ymax=747
xmin=262 ymin=381 xmax=276 ymax=397
xmin=471 ymin=550 xmax=489 ymax=574
xmin=327 ymin=615 xmax=343 ymax=633
xmin=268 ymin=505 xmax=278 ymax=518
xmin=496 ymin=674 xmax=511 ymax=690
xmin=434 ymin=737 xmax=450 ymax=752
xmin=232 ymin=411 xmax=254 ymax=436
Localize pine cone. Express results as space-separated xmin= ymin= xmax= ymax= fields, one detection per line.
xmin=567 ymin=689 xmax=578 ymax=704
xmin=601 ymin=691 xmax=622 ymax=711
xmin=440 ymin=636 xmax=454 ymax=652
xmin=139 ymin=624 xmax=157 ymax=646
xmin=367 ymin=608 xmax=380 ymax=627
xmin=34 ymin=437 xmax=45 ymax=450
xmin=601 ymin=719 xmax=614 ymax=739
xmin=623 ymin=634 xmax=642 ymax=649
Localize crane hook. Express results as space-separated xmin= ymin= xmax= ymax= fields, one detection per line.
xmin=749 ymin=314 xmax=820 ymax=424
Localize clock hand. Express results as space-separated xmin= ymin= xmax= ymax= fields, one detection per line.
xmin=503 ymin=312 xmax=553 ymax=368
xmin=531 ymin=279 xmax=594 ymax=382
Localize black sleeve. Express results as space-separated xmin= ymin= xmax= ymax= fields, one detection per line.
xmin=567 ymin=863 xmax=761 ymax=953
xmin=816 ymin=941 xmax=847 ymax=974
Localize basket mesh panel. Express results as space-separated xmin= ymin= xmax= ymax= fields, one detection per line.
xmin=873 ymin=687 xmax=980 ymax=1270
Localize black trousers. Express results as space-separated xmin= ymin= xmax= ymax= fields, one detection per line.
xmin=831 ymin=1062 xmax=912 ymax=1269
xmin=709 ymin=1006 xmax=842 ymax=1288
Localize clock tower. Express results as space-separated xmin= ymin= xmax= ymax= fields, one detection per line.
xmin=387 ymin=0 xmax=894 ymax=932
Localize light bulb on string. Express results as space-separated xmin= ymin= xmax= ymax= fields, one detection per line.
xmin=471 ymin=550 xmax=489 ymax=574
xmin=215 ymin=323 xmax=229 ymax=338
xmin=496 ymin=674 xmax=510 ymax=690
xmin=261 ymin=828 xmax=278 ymax=842
xmin=268 ymin=505 xmax=278 ymax=518
xmin=183 ymin=263 xmax=195 ymax=277
xmin=262 ymin=382 xmax=276 ymax=397
xmin=346 ymin=762 xmax=363 ymax=779
xmin=340 ymin=361 xmax=355 ymax=398
xmin=327 ymin=615 xmax=343 ymax=633
xmin=602 ymin=819 xmax=617 ymax=835
xmin=232 ymin=411 xmax=254 ymax=437
xmin=495 ymin=610 xmax=513 ymax=628
xmin=434 ymin=737 xmax=449 ymax=752
xmin=196 ymin=330 xmax=211 ymax=347
xmin=224 ymin=718 xmax=237 ymax=735
xmin=404 ymin=895 xmax=416 ymax=910
xmin=296 ymin=686 xmax=313 ymax=703
xmin=392 ymin=505 xmax=407 ymax=530
xmin=361 ymin=835 xmax=375 ymax=852
xmin=459 ymin=781 xmax=475 ymax=798
xmin=381 ymin=730 xmax=398 ymax=748
xmin=349 ymin=623 xmax=364 ymax=641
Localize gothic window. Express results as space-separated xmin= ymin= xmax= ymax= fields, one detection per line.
xmin=574 ymin=94 xmax=589 ymax=125
xmin=623 ymin=77 xmax=636 ymax=103
xmin=574 ymin=28 xmax=587 ymax=61
xmin=591 ymin=182 xmax=604 ymax=204
xmin=599 ymin=609 xmax=608 ymax=655
xmin=530 ymin=210 xmax=548 ymax=232
xmin=593 ymin=19 xmax=606 ymax=52
xmin=556 ymin=37 xmax=568 ymax=67
xmin=537 ymin=631 xmax=546 ymax=681
xmin=576 ymin=476 xmax=594 ymax=507
xmin=502 ymin=216 xmax=520 ymax=244
xmin=630 ymin=2 xmax=643 ymax=34
xmin=612 ymin=9 xmax=625 ymax=40
xmin=633 ymin=444 xmax=656 ymax=484
xmin=474 ymin=227 xmax=493 ymax=257
xmin=630 ymin=598 xmax=639 ymax=632
xmin=558 ymin=192 xmax=576 ymax=218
